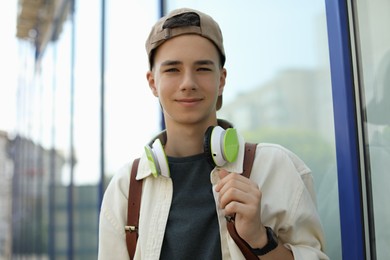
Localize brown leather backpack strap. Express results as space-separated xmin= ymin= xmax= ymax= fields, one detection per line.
xmin=226 ymin=142 xmax=258 ymax=260
xmin=226 ymin=222 xmax=259 ymax=260
xmin=125 ymin=158 xmax=141 ymax=260
xmin=242 ymin=142 xmax=257 ymax=178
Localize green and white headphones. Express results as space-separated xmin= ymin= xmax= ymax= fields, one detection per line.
xmin=144 ymin=126 xmax=239 ymax=178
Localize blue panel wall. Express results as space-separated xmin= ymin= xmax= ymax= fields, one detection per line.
xmin=325 ymin=0 xmax=365 ymax=259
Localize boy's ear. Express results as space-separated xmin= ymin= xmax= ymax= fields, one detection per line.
xmin=218 ymin=68 xmax=227 ymax=95
xmin=146 ymin=71 xmax=158 ymax=97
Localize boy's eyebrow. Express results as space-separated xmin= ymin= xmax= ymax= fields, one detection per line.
xmin=160 ymin=59 xmax=215 ymax=66
xmin=194 ymin=59 xmax=215 ymax=66
xmin=160 ymin=60 xmax=182 ymax=66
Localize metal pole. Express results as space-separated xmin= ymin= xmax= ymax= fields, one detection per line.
xmin=98 ymin=0 xmax=106 ymax=210
xmin=159 ymin=0 xmax=166 ymax=130
xmin=48 ymin=43 xmax=58 ymax=260
xmin=67 ymin=0 xmax=76 ymax=258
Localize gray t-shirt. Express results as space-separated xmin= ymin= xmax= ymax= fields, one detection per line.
xmin=160 ymin=153 xmax=222 ymax=260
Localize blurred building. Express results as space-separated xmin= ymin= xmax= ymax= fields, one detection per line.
xmin=0 ymin=131 xmax=13 ymax=259
xmin=0 ymin=133 xmax=100 ymax=259
xmin=0 ymin=129 xmax=101 ymax=258
xmin=16 ymin=0 xmax=70 ymax=58
xmin=219 ymin=68 xmax=333 ymax=142
xmin=50 ymin=185 xmax=99 ymax=259
xmin=9 ymin=135 xmax=63 ymax=257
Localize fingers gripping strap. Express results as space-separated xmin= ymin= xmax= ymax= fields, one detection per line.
xmin=226 ymin=142 xmax=258 ymax=259
xmin=126 ymin=158 xmax=142 ymax=260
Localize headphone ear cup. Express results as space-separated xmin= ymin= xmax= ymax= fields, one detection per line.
xmin=204 ymin=126 xmax=240 ymax=167
xmin=222 ymin=128 xmax=239 ymax=163
xmin=203 ymin=126 xmax=215 ymax=166
xmin=144 ymin=145 xmax=159 ymax=177
xmin=209 ymin=126 xmax=227 ymax=166
xmin=144 ymin=139 xmax=170 ymax=177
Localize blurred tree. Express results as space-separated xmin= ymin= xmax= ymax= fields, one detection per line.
xmin=242 ymin=127 xmax=335 ymax=188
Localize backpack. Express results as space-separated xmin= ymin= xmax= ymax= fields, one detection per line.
xmin=125 ymin=142 xmax=258 ymax=260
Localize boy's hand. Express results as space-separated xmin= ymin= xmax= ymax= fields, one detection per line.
xmin=215 ymin=169 xmax=268 ymax=249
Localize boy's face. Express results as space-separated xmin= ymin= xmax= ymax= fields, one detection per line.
xmin=147 ymin=34 xmax=226 ymax=126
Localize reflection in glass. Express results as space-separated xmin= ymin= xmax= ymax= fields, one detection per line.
xmin=355 ymin=0 xmax=390 ymax=258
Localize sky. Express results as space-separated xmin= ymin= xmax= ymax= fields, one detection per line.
xmin=0 ymin=2 xmax=18 ymax=133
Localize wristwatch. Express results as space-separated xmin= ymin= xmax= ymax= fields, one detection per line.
xmin=250 ymin=226 xmax=279 ymax=256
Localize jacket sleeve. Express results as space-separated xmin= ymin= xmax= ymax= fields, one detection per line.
xmin=98 ymin=163 xmax=132 ymax=260
xmin=284 ymin=172 xmax=329 ymax=260
xmin=251 ymin=144 xmax=329 ymax=260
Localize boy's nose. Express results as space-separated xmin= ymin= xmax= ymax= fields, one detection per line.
xmin=180 ymin=72 xmax=197 ymax=91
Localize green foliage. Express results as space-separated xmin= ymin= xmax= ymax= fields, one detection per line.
xmin=242 ymin=127 xmax=335 ymax=180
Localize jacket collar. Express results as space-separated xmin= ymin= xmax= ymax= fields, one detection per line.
xmin=136 ymin=119 xmax=246 ymax=180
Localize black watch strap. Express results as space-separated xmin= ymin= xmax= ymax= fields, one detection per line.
xmin=250 ymin=226 xmax=279 ymax=256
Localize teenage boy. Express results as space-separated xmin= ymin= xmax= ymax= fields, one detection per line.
xmin=98 ymin=7 xmax=329 ymax=260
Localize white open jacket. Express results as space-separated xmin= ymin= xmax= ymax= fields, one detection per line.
xmin=98 ymin=133 xmax=329 ymax=260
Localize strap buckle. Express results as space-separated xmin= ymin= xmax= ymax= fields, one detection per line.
xmin=125 ymin=225 xmax=138 ymax=233
xmin=225 ymin=214 xmax=235 ymax=223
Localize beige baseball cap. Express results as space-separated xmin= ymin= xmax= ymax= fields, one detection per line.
xmin=145 ymin=8 xmax=225 ymax=110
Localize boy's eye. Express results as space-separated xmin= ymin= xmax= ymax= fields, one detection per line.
xmin=197 ymin=67 xmax=212 ymax=71
xmin=164 ymin=67 xmax=179 ymax=72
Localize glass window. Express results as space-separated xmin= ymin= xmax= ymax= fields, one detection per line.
xmin=105 ymin=0 xmax=160 ymax=178
xmin=355 ymin=0 xmax=390 ymax=258
xmin=165 ymin=1 xmax=341 ymax=258
xmin=11 ymin=1 xmax=160 ymax=258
